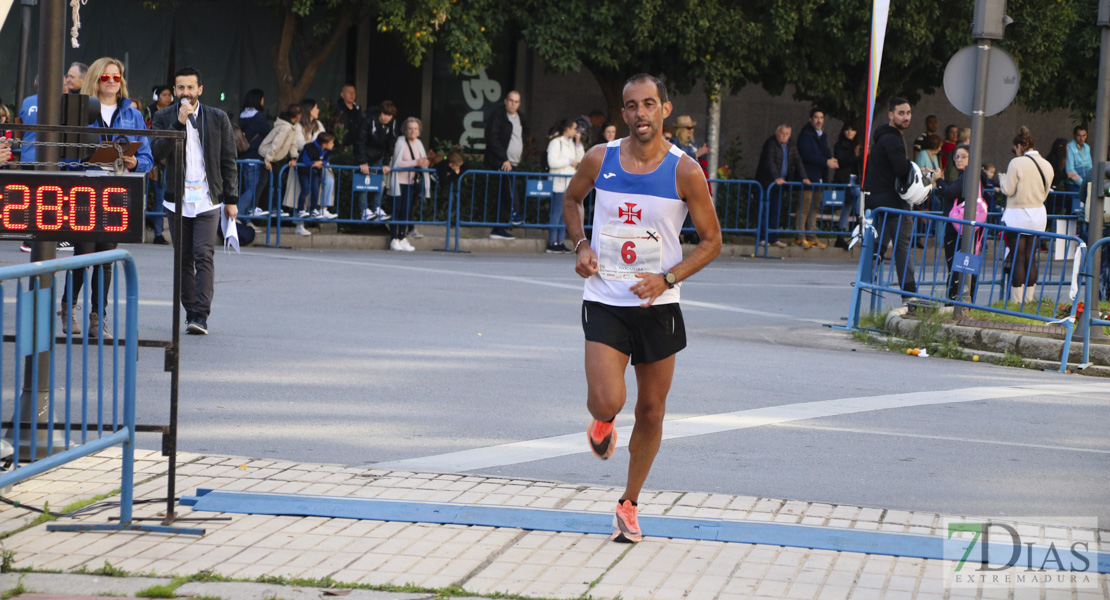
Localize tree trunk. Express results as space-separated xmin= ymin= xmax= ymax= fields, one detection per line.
xmin=587 ymin=67 xmax=627 ymax=137
xmin=272 ymin=2 xmax=358 ymax=108
xmin=706 ymin=84 xmax=721 ymax=183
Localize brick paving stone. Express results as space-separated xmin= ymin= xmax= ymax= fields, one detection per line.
xmin=856 ymin=507 xmax=883 ymax=522
xmin=846 ymin=587 xmax=884 ymax=600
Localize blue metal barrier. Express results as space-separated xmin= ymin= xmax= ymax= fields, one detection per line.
xmin=454 ymin=170 xmax=578 ymax=245
xmin=845 ymin=208 xmax=1086 ymax=372
xmin=1080 ymin=235 xmax=1110 ymax=365
xmin=0 ymin=251 xmax=138 ymax=522
xmin=763 ymin=181 xmax=861 ymax=250
xmin=709 ymin=178 xmax=763 ymax=247
xmin=269 ymin=164 xmax=447 ymax=249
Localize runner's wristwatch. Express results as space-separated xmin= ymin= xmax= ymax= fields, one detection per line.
xmin=664 ymin=271 xmax=677 ymax=289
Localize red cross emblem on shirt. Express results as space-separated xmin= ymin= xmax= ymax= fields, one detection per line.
xmin=618 ymin=203 xmax=642 ymax=225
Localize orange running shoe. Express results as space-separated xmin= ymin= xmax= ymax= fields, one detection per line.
xmin=587 ymin=419 xmax=617 ymax=460
xmin=611 ymin=499 xmax=642 ymax=543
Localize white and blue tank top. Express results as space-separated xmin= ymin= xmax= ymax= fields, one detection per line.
xmin=584 ymin=140 xmax=689 ymax=306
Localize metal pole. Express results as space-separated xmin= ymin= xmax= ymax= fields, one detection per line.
xmin=1087 ymin=0 xmax=1110 ymax=341
xmin=12 ymin=0 xmax=64 ymax=458
xmin=15 ymin=0 xmax=37 ymax=110
xmin=955 ymin=39 xmax=992 ymax=317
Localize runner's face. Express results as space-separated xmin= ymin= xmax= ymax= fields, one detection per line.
xmin=621 ymin=81 xmax=671 ymax=144
xmin=175 ymin=75 xmax=202 ymax=107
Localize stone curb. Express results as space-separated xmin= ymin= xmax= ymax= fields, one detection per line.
xmin=885 ymin=307 xmax=1110 ymax=375
xmin=0 ymin=573 xmax=433 ymax=599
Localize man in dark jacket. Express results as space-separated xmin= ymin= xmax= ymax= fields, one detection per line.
xmin=151 ymin=66 xmax=238 ymax=335
xmin=484 ymin=90 xmax=528 ymax=240
xmin=796 ymin=108 xmax=838 ymax=247
xmin=863 ymin=97 xmax=916 ymax=297
xmin=754 ymin=125 xmax=809 ymax=248
xmin=353 ymin=100 xmax=398 ymax=221
xmin=334 ymin=84 xmax=363 ymax=148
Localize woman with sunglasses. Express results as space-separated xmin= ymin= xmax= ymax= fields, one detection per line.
xmin=58 ymin=57 xmax=153 ymax=338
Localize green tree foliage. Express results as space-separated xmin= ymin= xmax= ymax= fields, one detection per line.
xmin=760 ymin=0 xmax=1093 ymax=126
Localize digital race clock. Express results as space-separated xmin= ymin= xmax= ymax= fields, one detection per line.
xmin=0 ymin=171 xmax=146 ymax=243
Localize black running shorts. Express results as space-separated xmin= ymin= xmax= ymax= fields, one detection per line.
xmin=581 ymin=300 xmax=687 ymax=365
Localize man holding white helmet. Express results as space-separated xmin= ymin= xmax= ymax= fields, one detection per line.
xmin=863 ymin=97 xmax=918 ymax=297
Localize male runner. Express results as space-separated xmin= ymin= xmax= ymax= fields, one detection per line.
xmin=562 ymin=74 xmax=722 ymax=543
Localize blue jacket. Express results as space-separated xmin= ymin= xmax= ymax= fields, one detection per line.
xmin=240 ymin=110 xmax=271 ymax=160
xmin=298 ymin=140 xmax=329 ymax=170
xmin=797 ymin=123 xmax=832 ymax=182
xmin=91 ymin=97 xmax=153 ymax=173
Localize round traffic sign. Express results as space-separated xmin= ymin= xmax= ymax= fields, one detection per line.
xmin=943 ymin=44 xmax=1020 ymax=117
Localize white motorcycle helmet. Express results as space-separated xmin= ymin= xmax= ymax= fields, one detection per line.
xmin=898 ymin=162 xmax=930 ymax=206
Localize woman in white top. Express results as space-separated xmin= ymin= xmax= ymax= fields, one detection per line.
xmin=388 ymin=117 xmax=431 ymax=251
xmin=546 ymin=118 xmax=585 ymax=253
xmin=999 ymin=126 xmax=1054 ymax=305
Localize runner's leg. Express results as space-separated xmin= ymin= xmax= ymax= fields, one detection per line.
xmin=585 ymin=341 xmax=629 ymax=421
xmin=622 ymin=354 xmax=675 ymax=503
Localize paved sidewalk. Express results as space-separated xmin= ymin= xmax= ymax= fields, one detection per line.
xmin=0 ymin=449 xmax=1106 ymax=600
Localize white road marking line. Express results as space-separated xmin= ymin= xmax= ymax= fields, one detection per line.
xmin=372 ymin=382 xmax=1110 ymax=472
xmin=242 ymin=252 xmax=820 ymax=322
xmin=770 ymin=422 xmax=1110 ymax=455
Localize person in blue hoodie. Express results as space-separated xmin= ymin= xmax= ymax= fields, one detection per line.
xmin=295 ymin=131 xmax=335 ymax=226
xmin=58 ymin=57 xmax=152 ymax=338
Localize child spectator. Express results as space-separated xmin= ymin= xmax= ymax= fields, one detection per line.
xmin=296 ymin=131 xmax=335 ymax=229
xmin=981 ymin=163 xmax=999 ymax=212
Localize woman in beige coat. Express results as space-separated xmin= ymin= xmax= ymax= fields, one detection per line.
xmin=999 ymin=126 xmax=1054 ymax=304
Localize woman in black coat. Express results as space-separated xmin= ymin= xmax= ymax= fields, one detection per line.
xmin=833 ymin=124 xmax=861 ymax=246
xmin=938 ymin=145 xmax=974 ymax=300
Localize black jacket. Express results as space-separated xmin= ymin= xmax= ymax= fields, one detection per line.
xmin=832 ymin=139 xmax=860 ymax=184
xmin=240 ymin=111 xmax=271 ymax=160
xmin=754 ymin=135 xmax=806 ymax=186
xmin=334 ymin=99 xmax=363 ymax=147
xmin=797 ymin=123 xmax=832 ymax=181
xmin=151 ymin=102 xmax=239 ymax=205
xmin=483 ymin=108 xmax=528 ymax=169
xmin=354 ymin=112 xmax=398 ymax=166
xmin=863 ymin=124 xmax=912 ymax=208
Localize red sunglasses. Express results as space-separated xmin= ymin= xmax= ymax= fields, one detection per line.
xmin=99 ymin=74 xmax=122 ymax=83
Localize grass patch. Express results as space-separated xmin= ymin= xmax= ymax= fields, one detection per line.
xmin=966 ymin=299 xmax=1058 ymax=325
xmin=0 ymin=582 xmax=26 ymax=600
xmin=998 ymin=350 xmax=1030 ymax=369
xmin=135 ymin=583 xmax=178 ymax=598
xmin=857 ymin=310 xmax=891 ymax=332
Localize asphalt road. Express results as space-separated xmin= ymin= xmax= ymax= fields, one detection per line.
xmin=3 ymin=242 xmax=1107 ymax=524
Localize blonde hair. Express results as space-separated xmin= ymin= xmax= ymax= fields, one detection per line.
xmin=81 ymin=57 xmax=130 ymax=102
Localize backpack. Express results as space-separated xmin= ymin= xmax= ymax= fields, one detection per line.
xmin=233 ymin=124 xmax=250 ymax=154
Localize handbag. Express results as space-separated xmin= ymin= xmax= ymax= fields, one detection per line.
xmin=948 ymin=183 xmax=989 ymax=253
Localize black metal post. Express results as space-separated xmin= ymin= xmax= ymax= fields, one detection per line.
xmin=15 ymin=0 xmax=38 ymax=110
xmin=1087 ymin=0 xmax=1110 ymax=341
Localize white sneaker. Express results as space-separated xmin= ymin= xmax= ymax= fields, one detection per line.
xmin=251 ymin=207 xmax=270 ymax=217
xmin=362 ymin=209 xmax=376 ymax=221
xmin=319 ymin=208 xmax=338 ymax=220
xmin=390 ymin=238 xmax=405 ymax=251
xmin=376 ymin=208 xmax=391 ymax=221
xmin=409 ymin=228 xmax=425 ymax=239
xmin=57 ymin=241 xmax=74 ymax=252
xmin=400 ymin=238 xmax=415 ymax=252
xmin=294 ymin=223 xmax=311 ymax=236
xmin=298 ymin=210 xmax=311 ymax=219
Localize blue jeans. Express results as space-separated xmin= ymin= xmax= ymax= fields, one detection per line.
xmin=549 ymin=192 xmax=565 ymax=245
xmin=239 ymin=162 xmax=260 ymax=215
xmin=355 ymin=160 xmax=385 ymax=215
xmin=390 ymin=184 xmax=415 ymax=239
xmin=320 ymin=169 xmax=335 ymax=208
xmin=837 ymin=187 xmax=861 ymax=231
xmin=761 ymin=187 xmax=783 ymax=244
xmin=297 ymin=169 xmax=320 ymax=213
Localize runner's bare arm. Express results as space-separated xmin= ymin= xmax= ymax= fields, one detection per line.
xmin=630 ymin=154 xmax=721 ymax=306
xmin=564 ymin=144 xmax=606 ymax=278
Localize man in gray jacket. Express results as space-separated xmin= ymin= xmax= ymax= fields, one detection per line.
xmin=151 ymin=66 xmax=238 ymax=335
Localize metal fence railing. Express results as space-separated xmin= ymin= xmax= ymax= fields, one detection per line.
xmin=0 ymin=251 xmax=139 ymax=521
xmin=843 ymin=208 xmax=1087 ymax=372
xmin=1079 ymin=235 xmax=1110 ymax=366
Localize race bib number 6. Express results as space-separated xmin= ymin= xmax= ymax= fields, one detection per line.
xmin=598 ymin=225 xmax=662 ymax=281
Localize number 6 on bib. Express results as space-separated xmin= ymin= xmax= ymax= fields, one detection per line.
xmin=598 ymin=225 xmax=662 ymax=281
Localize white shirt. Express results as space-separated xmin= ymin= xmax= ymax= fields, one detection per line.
xmin=165 ymin=103 xmax=220 ymax=217
xmin=506 ymin=113 xmax=523 ymax=165
xmin=100 ymin=103 xmax=117 ymax=127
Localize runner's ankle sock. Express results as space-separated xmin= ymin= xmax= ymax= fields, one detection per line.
xmin=618 ymin=498 xmax=637 ymax=506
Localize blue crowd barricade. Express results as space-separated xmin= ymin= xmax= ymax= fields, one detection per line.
xmin=454 ymin=169 xmax=579 ymax=247
xmin=1079 ymin=235 xmax=1110 ymax=366
xmin=268 ymin=164 xmax=447 ymax=248
xmin=0 ymin=251 xmax=139 ymax=524
xmin=708 ymin=178 xmax=763 ymax=246
xmin=762 ymin=181 xmax=862 ymax=250
xmin=845 ymin=207 xmax=1086 ymax=372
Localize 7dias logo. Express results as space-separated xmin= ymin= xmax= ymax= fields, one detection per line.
xmin=942 ymin=518 xmax=1100 ymax=590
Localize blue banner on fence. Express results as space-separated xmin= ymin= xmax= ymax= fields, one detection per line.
xmin=352 ymin=173 xmax=383 ymax=192
xmin=821 ymin=189 xmax=845 ymax=207
xmin=526 ymin=179 xmax=553 ymax=198
xmin=951 ymin=251 xmax=982 ymax=275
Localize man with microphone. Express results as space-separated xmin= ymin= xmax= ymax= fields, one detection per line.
xmin=151 ymin=66 xmax=238 ymax=336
